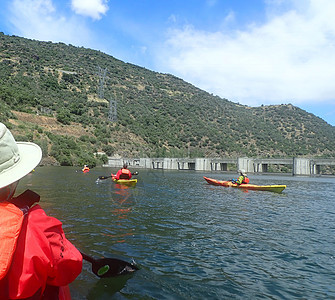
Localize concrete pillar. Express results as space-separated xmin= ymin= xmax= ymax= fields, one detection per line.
xmin=163 ymin=158 xmax=169 ymax=169
xmin=167 ymin=158 xmax=178 ymax=170
xmin=237 ymin=157 xmax=254 ymax=173
xmin=141 ymin=158 xmax=151 ymax=169
xmin=293 ymin=158 xmax=311 ymax=175
xmin=195 ymin=158 xmax=211 ymax=171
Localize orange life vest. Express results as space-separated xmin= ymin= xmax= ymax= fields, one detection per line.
xmin=0 ymin=190 xmax=40 ymax=282
xmin=242 ymin=176 xmax=250 ymax=184
xmin=119 ymin=169 xmax=131 ymax=179
xmin=82 ymin=166 xmax=90 ymax=173
xmin=0 ymin=202 xmax=24 ymax=281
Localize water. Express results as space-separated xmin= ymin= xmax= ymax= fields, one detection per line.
xmin=17 ymin=167 xmax=335 ymax=299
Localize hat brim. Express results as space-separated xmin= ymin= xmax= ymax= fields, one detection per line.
xmin=0 ymin=142 xmax=42 ymax=189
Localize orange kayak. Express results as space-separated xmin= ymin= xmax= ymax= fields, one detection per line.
xmin=203 ymin=176 xmax=286 ymax=193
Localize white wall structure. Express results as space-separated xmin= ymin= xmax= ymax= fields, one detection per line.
xmin=104 ymin=157 xmax=335 ymax=176
xmin=293 ymin=158 xmax=311 ymax=176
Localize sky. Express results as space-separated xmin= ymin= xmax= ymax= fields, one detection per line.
xmin=0 ymin=0 xmax=335 ymax=126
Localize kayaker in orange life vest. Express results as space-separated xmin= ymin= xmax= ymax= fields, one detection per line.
xmin=113 ymin=163 xmax=132 ymax=180
xmin=232 ymin=169 xmax=250 ymax=185
xmin=0 ymin=122 xmax=82 ymax=300
xmin=82 ymin=165 xmax=90 ymax=173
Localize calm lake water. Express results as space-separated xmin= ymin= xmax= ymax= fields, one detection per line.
xmin=17 ymin=167 xmax=335 ymax=299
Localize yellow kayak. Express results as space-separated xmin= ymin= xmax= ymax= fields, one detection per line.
xmin=204 ymin=176 xmax=286 ymax=193
xmin=112 ymin=178 xmax=137 ymax=186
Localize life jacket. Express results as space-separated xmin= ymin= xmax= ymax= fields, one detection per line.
xmin=82 ymin=167 xmax=90 ymax=173
xmin=0 ymin=190 xmax=40 ymax=281
xmin=242 ymin=176 xmax=250 ymax=184
xmin=0 ymin=202 xmax=24 ymax=281
xmin=0 ymin=190 xmax=81 ymax=300
xmin=119 ymin=169 xmax=131 ymax=179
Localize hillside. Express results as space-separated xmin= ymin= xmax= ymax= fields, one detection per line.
xmin=0 ymin=32 xmax=334 ymax=166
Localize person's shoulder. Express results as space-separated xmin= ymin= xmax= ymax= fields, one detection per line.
xmin=28 ymin=205 xmax=62 ymax=225
xmin=28 ymin=205 xmax=48 ymax=220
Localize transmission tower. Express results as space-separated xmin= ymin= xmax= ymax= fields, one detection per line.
xmin=108 ymin=99 xmax=117 ymax=122
xmin=97 ymin=66 xmax=117 ymax=122
xmin=98 ymin=66 xmax=107 ymax=99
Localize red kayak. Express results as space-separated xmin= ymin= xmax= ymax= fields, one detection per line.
xmin=204 ymin=176 xmax=286 ymax=193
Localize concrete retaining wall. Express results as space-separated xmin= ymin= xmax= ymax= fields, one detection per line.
xmin=104 ymin=157 xmax=335 ymax=176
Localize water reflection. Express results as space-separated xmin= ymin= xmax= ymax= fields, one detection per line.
xmin=99 ymin=182 xmax=136 ymax=244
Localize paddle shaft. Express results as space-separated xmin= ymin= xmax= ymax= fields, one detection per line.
xmin=81 ymin=252 xmax=95 ymax=264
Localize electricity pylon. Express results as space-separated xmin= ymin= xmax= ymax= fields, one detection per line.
xmin=97 ymin=66 xmax=117 ymax=122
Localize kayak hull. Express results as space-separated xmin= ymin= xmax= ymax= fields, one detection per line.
xmin=203 ymin=176 xmax=286 ymax=193
xmin=112 ymin=178 xmax=137 ymax=186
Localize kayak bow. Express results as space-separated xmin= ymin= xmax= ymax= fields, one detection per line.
xmin=203 ymin=176 xmax=286 ymax=193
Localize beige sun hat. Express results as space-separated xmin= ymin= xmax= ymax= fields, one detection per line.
xmin=0 ymin=123 xmax=42 ymax=189
xmin=239 ymin=169 xmax=247 ymax=176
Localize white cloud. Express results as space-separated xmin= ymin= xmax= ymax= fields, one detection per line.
xmin=159 ymin=0 xmax=335 ymax=106
xmin=71 ymin=0 xmax=109 ymax=20
xmin=223 ymin=11 xmax=235 ymax=26
xmin=206 ymin=0 xmax=217 ymax=7
xmin=8 ymin=0 xmax=92 ymax=46
xmin=168 ymin=14 xmax=177 ymax=24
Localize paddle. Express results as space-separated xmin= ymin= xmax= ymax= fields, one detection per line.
xmin=98 ymin=172 xmax=138 ymax=180
xmin=98 ymin=175 xmax=112 ymax=180
xmin=80 ymin=252 xmax=139 ymax=278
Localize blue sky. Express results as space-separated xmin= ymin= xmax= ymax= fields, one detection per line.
xmin=1 ymin=0 xmax=335 ymax=126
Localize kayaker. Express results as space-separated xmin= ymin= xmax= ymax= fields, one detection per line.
xmin=113 ymin=163 xmax=132 ymax=180
xmin=0 ymin=122 xmax=82 ymax=300
xmin=232 ymin=169 xmax=250 ymax=185
xmin=82 ymin=165 xmax=90 ymax=173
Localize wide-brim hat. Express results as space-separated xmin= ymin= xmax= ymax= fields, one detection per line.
xmin=239 ymin=169 xmax=247 ymax=176
xmin=0 ymin=123 xmax=42 ymax=189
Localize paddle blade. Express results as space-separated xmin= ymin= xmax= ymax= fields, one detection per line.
xmin=91 ymin=257 xmax=139 ymax=278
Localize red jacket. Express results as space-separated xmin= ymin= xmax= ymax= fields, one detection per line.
xmin=0 ymin=201 xmax=82 ymax=299
xmin=114 ymin=168 xmax=132 ymax=180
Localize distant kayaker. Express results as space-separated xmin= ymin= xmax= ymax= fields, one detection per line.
xmin=232 ymin=169 xmax=250 ymax=185
xmin=113 ymin=163 xmax=132 ymax=180
xmin=0 ymin=122 xmax=82 ymax=299
xmin=82 ymin=165 xmax=90 ymax=173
